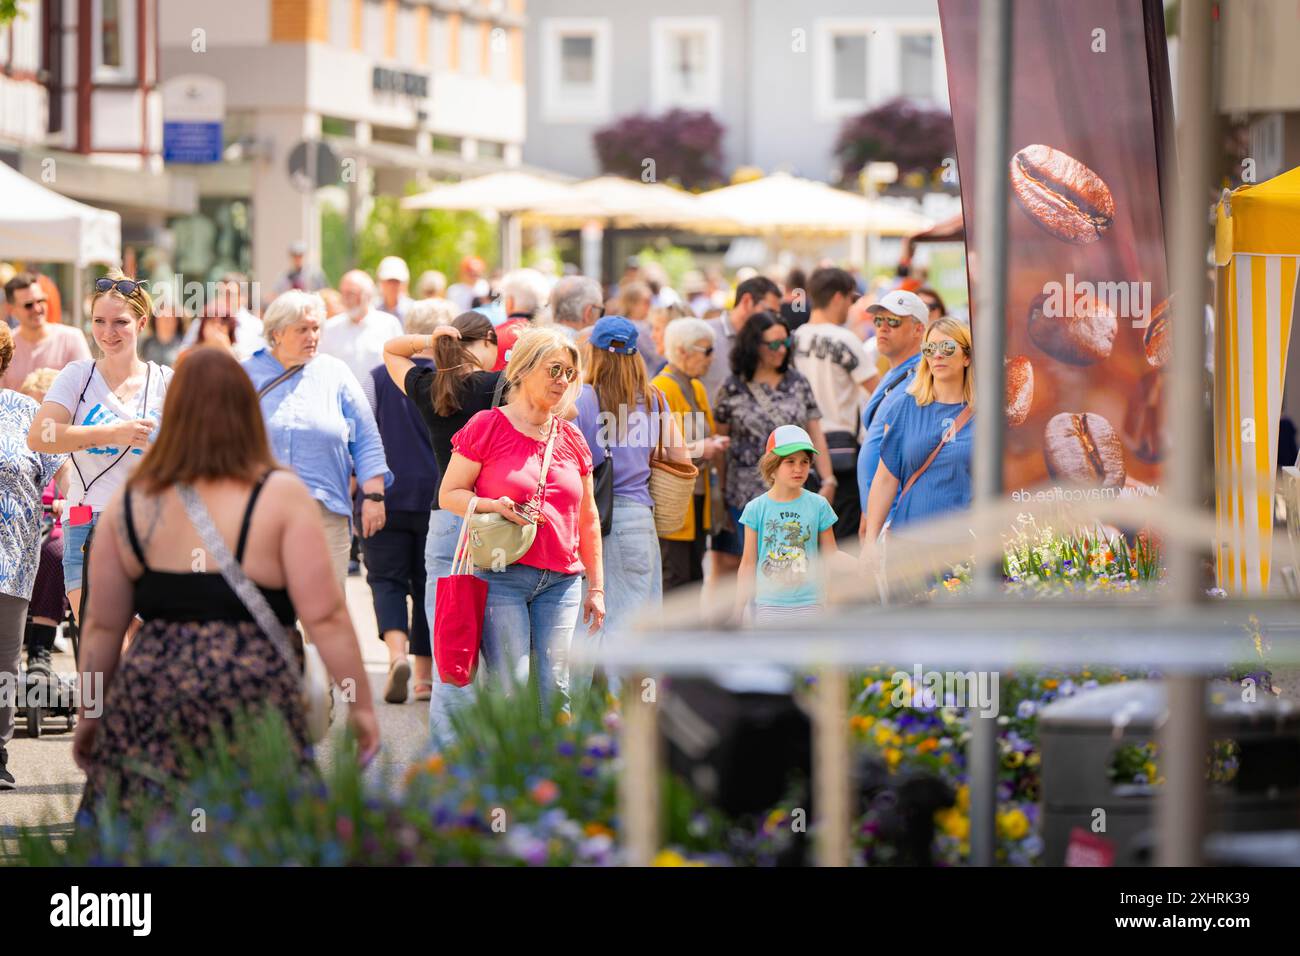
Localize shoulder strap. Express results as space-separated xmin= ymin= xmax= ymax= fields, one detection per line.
xmin=257 ymin=363 xmax=305 ymax=399
xmin=898 ymin=405 xmax=973 ymax=502
xmin=176 ymin=483 xmax=301 ymax=678
xmin=235 ymin=471 xmax=275 ymax=563
xmin=122 ymin=487 xmax=147 ymax=569
xmin=490 ymin=373 xmax=508 ymax=409
xmin=528 ymin=418 xmax=561 ymax=508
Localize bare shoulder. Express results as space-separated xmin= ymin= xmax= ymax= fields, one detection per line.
xmin=260 ymin=468 xmax=314 ymax=511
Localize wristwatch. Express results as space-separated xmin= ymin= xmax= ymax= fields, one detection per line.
xmin=363 ymin=492 xmax=385 ymax=502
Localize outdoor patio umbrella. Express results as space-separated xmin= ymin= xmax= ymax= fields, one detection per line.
xmin=522 ymin=175 xmax=738 ymax=231
xmin=402 ymin=171 xmax=576 ymax=269
xmin=401 ymin=170 xmax=575 ymax=214
xmin=1213 ymin=168 xmax=1300 ymax=594
xmin=695 ymin=171 xmax=934 ymax=237
xmin=0 ymin=161 xmax=121 ymax=266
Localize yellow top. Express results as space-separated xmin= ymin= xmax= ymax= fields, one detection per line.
xmin=651 ymin=369 xmax=715 ymax=541
xmin=1217 ymin=165 xmax=1300 ymax=260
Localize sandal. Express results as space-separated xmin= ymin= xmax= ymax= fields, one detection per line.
xmin=413 ymin=680 xmax=434 ymax=702
xmin=384 ymin=659 xmax=411 ymax=704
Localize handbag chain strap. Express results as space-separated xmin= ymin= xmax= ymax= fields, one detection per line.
xmin=526 ymin=417 xmax=559 ymax=512
xmin=176 ymin=483 xmax=302 ymax=680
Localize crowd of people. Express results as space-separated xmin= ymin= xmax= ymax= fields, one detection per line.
xmin=0 ymin=251 xmax=974 ymax=804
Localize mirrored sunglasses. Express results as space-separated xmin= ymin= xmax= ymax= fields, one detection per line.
xmin=546 ymin=362 xmax=579 ymax=383
xmin=922 ymin=340 xmax=965 ymax=359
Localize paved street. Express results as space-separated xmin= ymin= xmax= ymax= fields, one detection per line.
xmin=0 ymin=575 xmax=432 ymax=840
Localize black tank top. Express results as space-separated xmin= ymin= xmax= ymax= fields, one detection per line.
xmin=124 ymin=474 xmax=296 ymax=626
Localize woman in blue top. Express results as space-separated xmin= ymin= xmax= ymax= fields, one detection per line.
xmin=862 ymin=316 xmax=974 ymax=543
xmin=572 ymin=316 xmax=689 ymax=702
xmin=242 ymin=291 xmax=392 ymax=594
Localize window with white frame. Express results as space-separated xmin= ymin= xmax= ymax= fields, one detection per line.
xmin=651 ymin=18 xmax=721 ymax=112
xmin=93 ymin=0 xmax=137 ymax=82
xmin=899 ymin=31 xmax=935 ymax=101
xmin=814 ymin=21 xmax=871 ymax=120
xmin=543 ymin=19 xmax=611 ymax=123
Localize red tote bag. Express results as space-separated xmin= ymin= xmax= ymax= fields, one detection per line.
xmin=434 ymin=497 xmax=488 ymax=687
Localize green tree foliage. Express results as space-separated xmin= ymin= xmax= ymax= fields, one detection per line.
xmin=0 ymin=2 xmax=20 ymax=27
xmin=349 ymin=193 xmax=497 ymax=287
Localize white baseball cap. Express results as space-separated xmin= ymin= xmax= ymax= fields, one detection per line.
xmin=866 ymin=289 xmax=928 ymax=324
xmin=377 ymin=256 xmax=410 ymax=283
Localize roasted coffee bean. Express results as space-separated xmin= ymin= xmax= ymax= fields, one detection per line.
xmin=1144 ymin=295 xmax=1171 ymax=368
xmin=1010 ymin=145 xmax=1115 ymax=245
xmin=1027 ymin=291 xmax=1116 ymax=366
xmin=1043 ymin=412 xmax=1126 ymax=488
xmin=1005 ymin=356 xmax=1034 ymax=427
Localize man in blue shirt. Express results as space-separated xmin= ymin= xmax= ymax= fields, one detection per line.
xmin=856 ymin=290 xmax=929 ymax=539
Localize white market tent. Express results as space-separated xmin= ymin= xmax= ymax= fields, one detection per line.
xmin=0 ymin=161 xmax=121 ymax=265
xmin=695 ymin=171 xmax=933 ymax=236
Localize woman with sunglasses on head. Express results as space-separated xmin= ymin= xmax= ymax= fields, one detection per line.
xmin=861 ymin=317 xmax=975 ymax=552
xmin=712 ymin=311 xmax=834 ymax=573
xmin=26 ymin=272 xmax=173 ymax=627
xmin=382 ymin=308 xmax=497 ymax=717
xmin=438 ymin=327 xmax=604 ymax=720
xmin=651 ymin=318 xmax=730 ymax=592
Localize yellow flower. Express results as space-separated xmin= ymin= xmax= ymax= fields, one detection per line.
xmin=1004 ymin=750 xmax=1025 ymax=769
xmin=1026 ymin=752 xmax=1041 ymax=768
xmin=652 ymin=850 xmax=705 ymax=867
xmin=874 ymin=725 xmax=893 ymax=747
xmin=885 ymin=747 xmax=903 ymax=769
xmin=956 ymin=784 xmax=970 ymax=812
xmin=1042 ymin=679 xmax=1058 ymax=690
xmin=584 ymin=822 xmax=614 ymax=838
xmin=938 ymin=810 xmax=970 ymax=840
xmin=423 ymin=754 xmax=446 ymax=775
xmin=997 ymin=809 xmax=1030 ymax=841
xmin=556 ymin=711 xmax=572 ymax=726
xmin=1143 ymin=761 xmax=1158 ymax=781
xmin=860 ymin=715 xmax=876 ymax=730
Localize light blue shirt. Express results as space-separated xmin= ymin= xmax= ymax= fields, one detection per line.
xmin=0 ymin=390 xmax=63 ymax=600
xmin=242 ymin=350 xmax=391 ymax=518
xmin=878 ymin=394 xmax=973 ymax=530
xmin=739 ymin=488 xmax=837 ymax=608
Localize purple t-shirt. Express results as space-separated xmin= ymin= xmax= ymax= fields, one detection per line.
xmin=574 ymin=384 xmax=659 ymax=510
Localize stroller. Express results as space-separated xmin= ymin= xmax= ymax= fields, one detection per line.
xmin=15 ymin=504 xmax=79 ymax=738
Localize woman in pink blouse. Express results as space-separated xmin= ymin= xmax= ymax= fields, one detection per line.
xmin=438 ymin=326 xmax=604 ymax=713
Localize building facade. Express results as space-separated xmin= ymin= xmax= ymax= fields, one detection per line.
xmin=523 ymin=0 xmax=947 ymax=183
xmin=0 ymin=0 xmax=198 ymax=284
xmin=158 ymin=0 xmax=529 ymax=288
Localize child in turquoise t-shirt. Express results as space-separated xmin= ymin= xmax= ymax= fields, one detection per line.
xmin=734 ymin=425 xmax=839 ymax=626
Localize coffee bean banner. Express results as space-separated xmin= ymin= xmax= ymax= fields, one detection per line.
xmin=938 ymin=0 xmax=1173 ymax=509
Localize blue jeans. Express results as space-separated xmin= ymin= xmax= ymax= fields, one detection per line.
xmin=574 ymin=497 xmax=661 ymax=703
xmin=62 ymin=514 xmax=99 ymax=593
xmin=474 ymin=563 xmax=581 ymax=715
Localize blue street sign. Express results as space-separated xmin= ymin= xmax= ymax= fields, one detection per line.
xmin=163 ymin=121 xmax=223 ymax=164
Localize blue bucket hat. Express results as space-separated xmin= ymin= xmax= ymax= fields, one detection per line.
xmin=590 ymin=315 xmax=639 ymax=354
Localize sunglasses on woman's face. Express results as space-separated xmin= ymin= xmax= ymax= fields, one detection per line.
xmin=546 ymin=362 xmax=579 ymax=383
xmin=923 ymin=340 xmax=966 ymax=359
xmin=94 ymin=278 xmax=141 ymax=296
xmin=762 ymin=337 xmax=792 ymax=352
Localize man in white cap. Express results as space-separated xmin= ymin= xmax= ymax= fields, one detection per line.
xmin=376 ymin=255 xmax=413 ymax=326
xmin=274 ymin=240 xmax=327 ymax=294
xmin=855 ymin=289 xmax=929 ymax=540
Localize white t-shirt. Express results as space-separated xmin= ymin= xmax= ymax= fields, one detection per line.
xmin=320 ymin=309 xmax=404 ymax=384
xmin=792 ymin=322 xmax=876 ymax=436
xmin=43 ymin=358 xmax=174 ymax=510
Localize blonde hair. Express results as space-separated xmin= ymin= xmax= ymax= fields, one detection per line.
xmin=582 ymin=340 xmax=659 ymax=440
xmin=759 ymin=448 xmax=813 ymax=487
xmin=908 ymin=316 xmax=974 ymax=407
xmin=505 ymin=325 xmax=582 ymax=408
xmin=20 ymin=366 xmax=58 ymax=400
xmin=90 ymin=268 xmax=153 ymax=324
